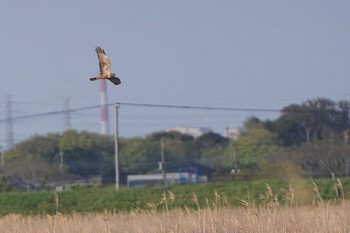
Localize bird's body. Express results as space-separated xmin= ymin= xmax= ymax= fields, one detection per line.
xmin=90 ymin=46 xmax=121 ymax=85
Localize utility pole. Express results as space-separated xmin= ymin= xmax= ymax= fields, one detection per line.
xmin=344 ymin=130 xmax=348 ymax=145
xmin=160 ymin=138 xmax=166 ymax=185
xmin=232 ymin=143 xmax=237 ymax=173
xmin=59 ymin=148 xmax=64 ymax=171
xmin=114 ymin=103 xmax=120 ymax=190
xmin=306 ymin=127 xmax=310 ymax=143
xmin=0 ymin=146 xmax=3 ymax=167
xmin=5 ymin=95 xmax=14 ymax=150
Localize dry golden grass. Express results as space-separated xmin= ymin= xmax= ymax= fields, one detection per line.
xmin=0 ymin=181 xmax=349 ymax=233
xmin=0 ymin=202 xmax=350 ymax=233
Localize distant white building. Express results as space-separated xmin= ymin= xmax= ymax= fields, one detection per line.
xmin=127 ymin=161 xmax=214 ymax=188
xmin=166 ymin=127 xmax=211 ymax=138
xmin=226 ymin=128 xmax=241 ymax=140
xmin=127 ymin=172 xmax=208 ymax=188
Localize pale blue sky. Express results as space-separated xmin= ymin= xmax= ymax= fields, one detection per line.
xmin=0 ymin=1 xmax=349 ymax=144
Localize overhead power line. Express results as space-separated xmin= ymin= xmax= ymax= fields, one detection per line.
xmin=119 ymin=102 xmax=280 ymax=112
xmin=0 ymin=102 xmax=281 ymax=123
xmin=0 ymin=104 xmax=101 ymax=123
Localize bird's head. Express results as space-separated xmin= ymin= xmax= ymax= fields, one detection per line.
xmin=111 ymin=73 xmax=118 ymax=78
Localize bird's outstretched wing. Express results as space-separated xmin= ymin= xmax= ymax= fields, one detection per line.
xmin=95 ymin=46 xmax=111 ymax=76
xmin=108 ymin=77 xmax=121 ymax=85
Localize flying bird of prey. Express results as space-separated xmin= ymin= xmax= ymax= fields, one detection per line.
xmin=90 ymin=46 xmax=121 ymax=85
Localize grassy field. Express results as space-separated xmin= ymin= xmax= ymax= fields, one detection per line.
xmin=0 ymin=178 xmax=349 ymax=216
xmin=0 ymin=179 xmax=349 ymax=232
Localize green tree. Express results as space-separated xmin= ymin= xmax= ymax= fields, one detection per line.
xmin=195 ymin=132 xmax=231 ymax=175
xmin=235 ymin=118 xmax=280 ymax=168
xmin=5 ymin=133 xmax=60 ymax=163
xmin=60 ymin=130 xmax=113 ymax=176
xmin=271 ymin=98 xmax=350 ymax=146
xmin=199 ymin=147 xmax=231 ymax=175
xmin=119 ymin=137 xmax=160 ymax=174
xmin=194 ymin=132 xmax=229 ymax=154
xmin=147 ymin=131 xmax=195 ymax=162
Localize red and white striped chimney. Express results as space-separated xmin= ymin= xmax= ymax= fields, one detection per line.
xmin=100 ymin=79 xmax=109 ymax=135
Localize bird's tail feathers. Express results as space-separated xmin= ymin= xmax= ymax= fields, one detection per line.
xmin=90 ymin=77 xmax=98 ymax=81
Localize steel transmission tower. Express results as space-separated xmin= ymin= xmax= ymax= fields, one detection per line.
xmin=62 ymin=97 xmax=72 ymax=131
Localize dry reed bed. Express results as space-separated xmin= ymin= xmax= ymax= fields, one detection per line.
xmin=0 ymin=181 xmax=349 ymax=233
xmin=0 ymin=203 xmax=349 ymax=233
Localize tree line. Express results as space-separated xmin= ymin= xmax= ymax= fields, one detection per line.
xmin=1 ymin=97 xmax=350 ymax=190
